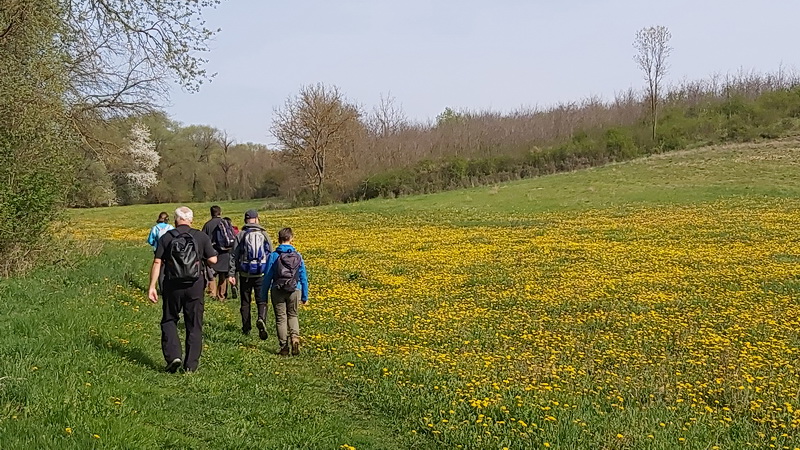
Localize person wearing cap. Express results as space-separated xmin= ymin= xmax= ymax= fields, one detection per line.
xmin=227 ymin=209 xmax=274 ymax=338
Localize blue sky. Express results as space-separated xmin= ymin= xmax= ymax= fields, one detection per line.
xmin=166 ymin=0 xmax=799 ymax=145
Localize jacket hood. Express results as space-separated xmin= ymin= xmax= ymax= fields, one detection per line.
xmin=275 ymin=244 xmax=296 ymax=253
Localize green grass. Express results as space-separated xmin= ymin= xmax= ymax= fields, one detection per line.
xmin=3 ymin=139 xmax=800 ymax=448
xmin=333 ymin=139 xmax=800 ymax=218
xmin=0 ymin=243 xmax=424 ymax=449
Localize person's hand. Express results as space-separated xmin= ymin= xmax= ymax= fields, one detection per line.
xmin=228 ymin=276 xmax=236 ymax=286
xmin=301 ymin=299 xmax=309 ymax=307
xmin=148 ymin=287 xmax=159 ymax=303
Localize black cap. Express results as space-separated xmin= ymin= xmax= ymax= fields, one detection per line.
xmin=244 ymin=209 xmax=258 ymax=221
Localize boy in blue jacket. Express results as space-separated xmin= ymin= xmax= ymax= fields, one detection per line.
xmin=261 ymin=227 xmax=309 ymax=356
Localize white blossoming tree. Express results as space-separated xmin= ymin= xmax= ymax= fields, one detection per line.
xmin=118 ymin=122 xmax=160 ymax=203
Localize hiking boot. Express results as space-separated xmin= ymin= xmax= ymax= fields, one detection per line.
xmin=256 ymin=319 xmax=268 ymax=340
xmin=291 ymin=338 xmax=300 ymax=356
xmin=278 ymin=346 xmax=290 ymax=356
xmin=165 ymin=358 xmax=182 ymax=373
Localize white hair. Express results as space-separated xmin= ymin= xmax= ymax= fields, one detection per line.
xmin=174 ymin=206 xmax=193 ymax=223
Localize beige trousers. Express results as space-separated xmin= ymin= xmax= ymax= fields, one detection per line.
xmin=270 ymin=288 xmax=300 ymax=348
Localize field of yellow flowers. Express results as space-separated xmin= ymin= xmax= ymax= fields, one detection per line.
xmin=282 ymin=200 xmax=799 ymax=449
xmin=68 ymin=191 xmax=800 ymax=448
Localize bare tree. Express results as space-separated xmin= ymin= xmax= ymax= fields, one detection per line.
xmin=182 ymin=125 xmax=219 ymax=197
xmin=271 ymin=84 xmax=362 ymax=205
xmin=634 ymin=25 xmax=672 ymax=141
xmin=63 ymin=0 xmax=221 ymax=117
xmin=368 ymin=93 xmax=407 ymax=137
xmin=218 ymin=130 xmax=236 ymax=199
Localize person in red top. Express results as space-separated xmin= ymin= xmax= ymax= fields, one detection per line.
xmin=223 ymin=217 xmax=239 ymax=235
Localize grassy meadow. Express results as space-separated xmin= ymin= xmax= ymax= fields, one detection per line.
xmin=2 ymin=139 xmax=800 ymax=448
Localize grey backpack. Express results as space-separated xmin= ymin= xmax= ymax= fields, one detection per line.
xmin=240 ymin=230 xmax=269 ymax=275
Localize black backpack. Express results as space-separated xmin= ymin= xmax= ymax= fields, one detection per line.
xmin=273 ymin=251 xmax=302 ymax=292
xmin=165 ymin=230 xmax=201 ymax=283
xmin=213 ymin=219 xmax=236 ymax=250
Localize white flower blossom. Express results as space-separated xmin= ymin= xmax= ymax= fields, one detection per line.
xmin=122 ymin=122 xmax=160 ymax=199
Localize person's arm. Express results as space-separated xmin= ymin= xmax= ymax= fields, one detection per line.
xmin=260 ymin=252 xmax=278 ymax=303
xmin=148 ymin=258 xmax=161 ymax=303
xmin=228 ymin=234 xmax=242 ymax=284
xmin=199 ymin=231 xmax=218 ymax=265
xmin=264 ymin=232 xmax=273 ymax=254
xmin=298 ymin=256 xmax=309 ymax=303
xmin=147 ymin=226 xmax=157 ymax=248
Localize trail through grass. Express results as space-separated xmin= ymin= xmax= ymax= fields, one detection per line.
xmin=0 ymin=244 xmax=425 ymax=449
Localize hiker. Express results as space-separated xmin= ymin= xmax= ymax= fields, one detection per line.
xmin=223 ymin=217 xmax=239 ymax=235
xmin=227 ymin=209 xmax=273 ymax=338
xmin=260 ymin=227 xmax=308 ymax=356
xmin=147 ymin=212 xmax=174 ymax=251
xmin=201 ymin=205 xmax=235 ymax=300
xmin=147 ymin=206 xmax=217 ymax=373
xmin=223 ymin=216 xmax=241 ymax=299
xmin=147 ymin=212 xmax=174 ymax=292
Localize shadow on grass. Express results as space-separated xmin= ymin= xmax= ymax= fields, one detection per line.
xmin=89 ymin=334 xmax=162 ymax=371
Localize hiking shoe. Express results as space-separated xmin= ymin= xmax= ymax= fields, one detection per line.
xmin=291 ymin=339 xmax=300 ymax=356
xmin=165 ymin=358 xmax=182 ymax=373
xmin=256 ymin=319 xmax=268 ymax=340
xmin=278 ymin=346 xmax=290 ymax=356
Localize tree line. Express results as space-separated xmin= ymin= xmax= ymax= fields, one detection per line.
xmin=71 ymin=113 xmax=285 ymax=207
xmin=75 ymin=65 xmax=800 ymax=208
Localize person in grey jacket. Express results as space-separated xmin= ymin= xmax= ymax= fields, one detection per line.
xmin=228 ymin=209 xmax=274 ymax=338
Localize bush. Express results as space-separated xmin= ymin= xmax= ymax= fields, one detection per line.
xmin=604 ymin=128 xmax=639 ymax=159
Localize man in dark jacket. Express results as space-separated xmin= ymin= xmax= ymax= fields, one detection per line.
xmin=148 ymin=206 xmax=217 ymax=373
xmin=228 ymin=209 xmax=274 ymax=338
xmin=201 ymin=205 xmax=232 ymax=300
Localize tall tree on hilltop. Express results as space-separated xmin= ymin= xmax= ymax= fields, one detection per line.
xmin=634 ymin=25 xmax=672 ymax=142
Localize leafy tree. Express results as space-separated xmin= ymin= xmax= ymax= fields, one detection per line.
xmin=0 ymin=0 xmax=76 ymax=269
xmin=0 ymin=0 xmax=220 ymax=274
xmin=436 ymin=107 xmax=463 ymax=127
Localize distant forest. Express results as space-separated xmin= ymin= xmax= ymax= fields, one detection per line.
xmin=74 ymin=69 xmax=800 ymax=207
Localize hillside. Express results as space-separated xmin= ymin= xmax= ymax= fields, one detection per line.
xmin=2 ymin=140 xmax=800 ymax=449
xmin=338 ymin=137 xmax=800 ymax=217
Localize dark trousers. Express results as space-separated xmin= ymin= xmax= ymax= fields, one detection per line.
xmin=240 ymin=276 xmax=266 ymax=333
xmin=157 ymin=265 xmax=165 ymax=293
xmin=161 ymin=280 xmax=205 ymax=371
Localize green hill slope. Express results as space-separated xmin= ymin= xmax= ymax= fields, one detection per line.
xmin=336 ymin=138 xmax=800 ymax=216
